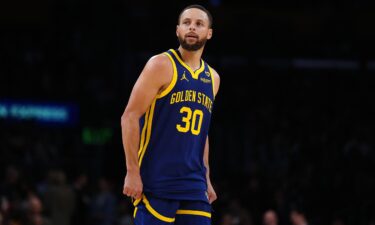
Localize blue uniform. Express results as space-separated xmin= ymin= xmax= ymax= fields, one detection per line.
xmin=134 ymin=49 xmax=216 ymax=224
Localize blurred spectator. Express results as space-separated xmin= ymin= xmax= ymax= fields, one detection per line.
xmin=25 ymin=194 xmax=51 ymax=225
xmin=0 ymin=165 xmax=23 ymax=215
xmin=219 ymin=199 xmax=253 ymax=225
xmin=71 ymin=173 xmax=90 ymax=225
xmin=331 ymin=217 xmax=345 ymax=225
xmin=290 ymin=208 xmax=309 ymax=225
xmin=88 ymin=177 xmax=117 ymax=225
xmin=42 ymin=170 xmax=75 ymax=225
xmin=263 ymin=209 xmax=278 ymax=225
xmin=220 ymin=212 xmax=238 ymax=225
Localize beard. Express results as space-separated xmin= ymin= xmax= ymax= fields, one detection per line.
xmin=178 ymin=35 xmax=207 ymax=51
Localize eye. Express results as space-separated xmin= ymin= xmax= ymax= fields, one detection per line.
xmin=196 ymin=21 xmax=204 ymax=27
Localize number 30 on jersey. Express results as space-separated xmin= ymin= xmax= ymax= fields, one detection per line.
xmin=176 ymin=106 xmax=203 ymax=135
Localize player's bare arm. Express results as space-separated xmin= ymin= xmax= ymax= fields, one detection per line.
xmin=204 ymin=67 xmax=220 ymax=204
xmin=121 ymin=54 xmax=173 ymax=200
xmin=204 ymin=136 xmax=217 ymax=204
xmin=211 ymin=67 xmax=220 ymax=97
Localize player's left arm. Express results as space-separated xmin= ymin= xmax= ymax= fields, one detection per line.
xmin=204 ymin=136 xmax=217 ymax=204
xmin=211 ymin=67 xmax=220 ymax=97
xmin=204 ymin=68 xmax=220 ymax=204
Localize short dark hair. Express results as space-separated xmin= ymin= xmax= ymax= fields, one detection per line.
xmin=178 ymin=4 xmax=213 ymax=28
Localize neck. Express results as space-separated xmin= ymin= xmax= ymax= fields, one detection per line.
xmin=177 ymin=46 xmax=204 ymax=71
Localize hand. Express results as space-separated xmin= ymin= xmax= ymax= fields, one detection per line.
xmin=123 ymin=170 xmax=143 ymax=200
xmin=207 ymin=179 xmax=217 ymax=204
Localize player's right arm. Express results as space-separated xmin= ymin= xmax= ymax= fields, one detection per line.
xmin=121 ymin=54 xmax=173 ymax=200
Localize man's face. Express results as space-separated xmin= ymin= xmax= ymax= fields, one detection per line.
xmin=176 ymin=8 xmax=212 ymax=51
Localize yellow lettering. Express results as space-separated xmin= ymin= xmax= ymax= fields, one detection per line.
xmin=185 ymin=90 xmax=190 ymax=101
xmin=207 ymin=99 xmax=212 ymax=112
xmin=191 ymin=91 xmax=196 ymax=102
xmin=176 ymin=91 xmax=182 ymax=103
xmin=186 ymin=90 xmax=195 ymax=102
xmin=170 ymin=91 xmax=210 ymax=111
xmin=170 ymin=93 xmax=176 ymax=104
xmin=204 ymin=96 xmax=209 ymax=109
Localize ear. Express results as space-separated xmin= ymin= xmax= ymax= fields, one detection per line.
xmin=176 ymin=25 xmax=179 ymax=37
xmin=207 ymin=28 xmax=213 ymax=40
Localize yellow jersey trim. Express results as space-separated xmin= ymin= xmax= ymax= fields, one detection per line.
xmin=176 ymin=209 xmax=212 ymax=218
xmin=170 ymin=49 xmax=204 ymax=80
xmin=157 ymin=53 xmax=178 ymax=98
xmin=143 ymin=195 xmax=175 ymax=223
xmin=208 ymin=65 xmax=215 ymax=99
xmin=133 ymin=207 xmax=138 ymax=218
xmin=138 ymin=99 xmax=156 ymax=166
xmin=133 ymin=198 xmax=142 ymax=207
xmin=137 ymin=109 xmax=149 ymax=158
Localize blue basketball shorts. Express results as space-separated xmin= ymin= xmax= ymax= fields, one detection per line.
xmin=133 ymin=194 xmax=212 ymax=225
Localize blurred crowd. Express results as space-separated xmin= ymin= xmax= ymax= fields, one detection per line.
xmin=0 ymin=164 xmax=133 ymax=225
xmin=1 ymin=71 xmax=375 ymax=224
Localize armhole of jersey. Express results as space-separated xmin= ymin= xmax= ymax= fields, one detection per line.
xmin=157 ymin=52 xmax=177 ymax=99
xmin=208 ymin=65 xmax=215 ymax=99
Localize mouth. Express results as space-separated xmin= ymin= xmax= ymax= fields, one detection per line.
xmin=185 ymin=33 xmax=199 ymax=39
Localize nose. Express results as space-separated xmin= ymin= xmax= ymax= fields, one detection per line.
xmin=188 ymin=23 xmax=196 ymax=31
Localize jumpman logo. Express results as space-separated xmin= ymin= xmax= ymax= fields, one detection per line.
xmin=180 ymin=71 xmax=189 ymax=82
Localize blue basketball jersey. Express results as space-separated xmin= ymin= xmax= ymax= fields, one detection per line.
xmin=138 ymin=49 xmax=215 ymax=202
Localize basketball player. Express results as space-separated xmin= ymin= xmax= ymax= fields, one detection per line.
xmin=121 ymin=4 xmax=220 ymax=225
